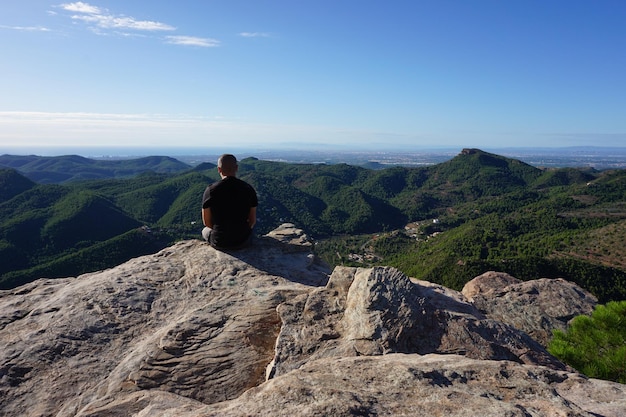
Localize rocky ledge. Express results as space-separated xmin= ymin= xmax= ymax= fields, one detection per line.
xmin=0 ymin=224 xmax=624 ymax=417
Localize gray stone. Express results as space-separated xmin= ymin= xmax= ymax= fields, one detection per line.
xmin=73 ymin=355 xmax=626 ymax=417
xmin=198 ymin=354 xmax=626 ymax=417
xmin=463 ymin=271 xmax=598 ymax=346
xmin=462 ymin=270 xmax=522 ymax=301
xmin=268 ymin=266 xmax=565 ymax=379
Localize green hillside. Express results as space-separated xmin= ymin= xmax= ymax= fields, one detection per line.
xmin=1 ymin=149 xmax=626 ymax=304
xmin=1 ymin=228 xmax=170 ymax=289
xmin=0 ymin=168 xmax=36 ymax=201
xmin=0 ymin=154 xmax=191 ymax=183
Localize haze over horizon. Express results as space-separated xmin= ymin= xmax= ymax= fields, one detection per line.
xmin=1 ymin=1 xmax=625 ymax=153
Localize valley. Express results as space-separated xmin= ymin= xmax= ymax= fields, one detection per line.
xmin=1 ymin=148 xmax=626 ymax=303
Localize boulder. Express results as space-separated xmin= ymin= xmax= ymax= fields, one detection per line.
xmin=461 ymin=270 xmax=522 ymax=301
xmin=463 ymin=271 xmax=598 ymax=346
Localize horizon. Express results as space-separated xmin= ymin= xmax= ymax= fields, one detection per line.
xmin=1 ymin=1 xmax=625 ymax=150
xmin=3 ymin=143 xmax=626 ymax=157
xmin=3 ymin=145 xmax=626 ymax=170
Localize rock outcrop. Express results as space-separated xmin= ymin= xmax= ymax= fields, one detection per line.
xmin=463 ymin=271 xmax=598 ymax=346
xmin=0 ymin=224 xmax=624 ymax=417
xmin=269 ymin=267 xmax=564 ymax=379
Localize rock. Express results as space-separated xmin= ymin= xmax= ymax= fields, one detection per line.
xmin=71 ymin=355 xmax=626 ymax=417
xmin=196 ymin=354 xmax=626 ymax=417
xmin=0 ymin=225 xmax=623 ymax=417
xmin=461 ymin=270 xmax=522 ymax=301
xmin=268 ymin=266 xmax=565 ymax=379
xmin=463 ymin=271 xmax=598 ymax=346
xmin=0 ymin=224 xmax=328 ymax=417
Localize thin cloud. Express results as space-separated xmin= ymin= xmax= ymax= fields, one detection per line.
xmin=239 ymin=32 xmax=271 ymax=38
xmin=165 ymin=36 xmax=220 ymax=47
xmin=58 ymin=2 xmax=175 ymax=31
xmin=54 ymin=2 xmax=219 ymax=47
xmin=59 ymin=1 xmax=102 ymax=14
xmin=74 ymin=14 xmax=175 ymax=31
xmin=0 ymin=25 xmax=51 ymax=32
xmin=60 ymin=1 xmax=101 ymax=14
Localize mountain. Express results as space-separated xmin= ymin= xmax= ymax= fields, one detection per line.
xmin=1 ymin=149 xmax=626 ymax=304
xmin=0 ymin=168 xmax=36 ymax=201
xmin=425 ymin=148 xmax=543 ymax=193
xmin=1 ymin=225 xmax=623 ymax=417
xmin=0 ymin=154 xmax=191 ymax=183
xmin=0 ymin=172 xmax=156 ymax=288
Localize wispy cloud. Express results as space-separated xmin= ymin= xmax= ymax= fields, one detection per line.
xmin=165 ymin=36 xmax=220 ymax=48
xmin=60 ymin=1 xmax=101 ymax=14
xmin=0 ymin=24 xmax=51 ymax=32
xmin=58 ymin=2 xmax=175 ymax=31
xmin=54 ymin=2 xmax=220 ymax=47
xmin=239 ymin=32 xmax=271 ymax=38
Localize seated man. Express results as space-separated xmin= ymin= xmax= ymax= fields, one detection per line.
xmin=201 ymin=154 xmax=258 ymax=249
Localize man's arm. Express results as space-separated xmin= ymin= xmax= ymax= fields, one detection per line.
xmin=248 ymin=206 xmax=257 ymax=229
xmin=202 ymin=207 xmax=214 ymax=228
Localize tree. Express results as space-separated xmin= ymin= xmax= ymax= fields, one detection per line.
xmin=548 ymin=301 xmax=626 ymax=383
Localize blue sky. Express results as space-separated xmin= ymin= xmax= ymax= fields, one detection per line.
xmin=1 ymin=1 xmax=625 ymax=154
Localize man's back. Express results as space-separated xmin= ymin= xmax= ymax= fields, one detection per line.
xmin=202 ymin=175 xmax=257 ymax=248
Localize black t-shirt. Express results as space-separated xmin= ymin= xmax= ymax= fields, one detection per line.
xmin=202 ymin=176 xmax=258 ymax=248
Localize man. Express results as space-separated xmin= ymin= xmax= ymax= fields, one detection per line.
xmin=201 ymin=154 xmax=258 ymax=249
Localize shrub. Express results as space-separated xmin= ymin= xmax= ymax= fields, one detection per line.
xmin=548 ymin=301 xmax=626 ymax=383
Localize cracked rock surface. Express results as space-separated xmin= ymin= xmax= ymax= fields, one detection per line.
xmin=1 ymin=224 xmax=623 ymax=417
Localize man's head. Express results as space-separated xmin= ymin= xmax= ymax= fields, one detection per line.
xmin=217 ymin=154 xmax=238 ymax=177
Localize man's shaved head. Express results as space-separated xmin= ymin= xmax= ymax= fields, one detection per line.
xmin=218 ymin=154 xmax=238 ymax=176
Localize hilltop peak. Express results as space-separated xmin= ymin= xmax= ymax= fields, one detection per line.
xmin=1 ymin=224 xmax=623 ymax=416
xmin=460 ymin=147 xmax=485 ymax=155
xmin=426 ymin=147 xmax=541 ymax=195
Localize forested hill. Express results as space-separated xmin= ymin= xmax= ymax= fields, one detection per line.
xmin=0 ymin=167 xmax=36 ymax=200
xmin=1 ymin=149 xmax=625 ymax=303
xmin=0 ymin=154 xmax=191 ymax=183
